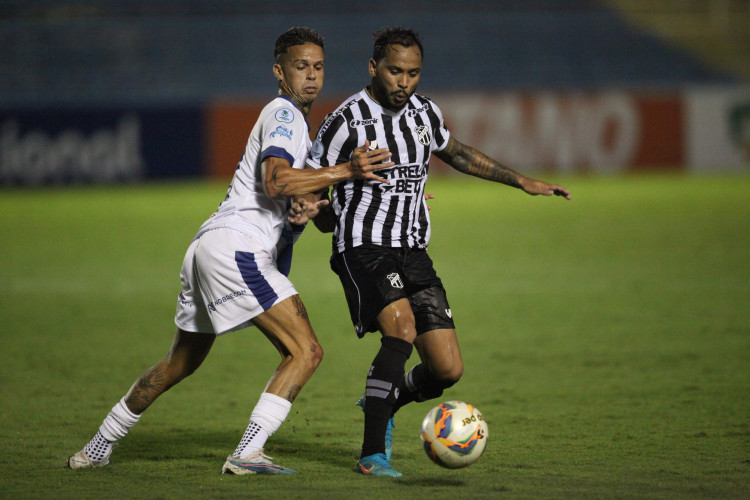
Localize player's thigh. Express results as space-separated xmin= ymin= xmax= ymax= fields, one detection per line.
xmin=376 ymin=297 xmax=418 ymax=343
xmin=402 ymin=251 xmax=455 ymax=335
xmin=331 ymin=246 xmax=408 ymax=337
xmin=414 ymin=328 xmax=464 ymax=382
xmin=251 ymin=295 xmax=322 ymax=359
xmin=167 ymin=328 xmax=216 ymax=371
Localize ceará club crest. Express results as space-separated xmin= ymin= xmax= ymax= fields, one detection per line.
xmin=415 ymin=125 xmax=431 ymax=146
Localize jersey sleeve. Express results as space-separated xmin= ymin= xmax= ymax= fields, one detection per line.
xmin=307 ymin=112 xmax=350 ymax=170
xmin=429 ymin=100 xmax=452 ymax=153
xmin=259 ymin=105 xmax=307 ymax=166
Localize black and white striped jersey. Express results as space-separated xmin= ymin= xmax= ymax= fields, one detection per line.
xmin=307 ymin=88 xmax=451 ymax=253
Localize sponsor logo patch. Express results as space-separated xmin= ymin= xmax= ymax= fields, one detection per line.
xmin=311 ymin=139 xmax=324 ymax=159
xmin=207 ymin=289 xmax=248 ymax=314
xmin=275 ymin=108 xmax=294 ymax=123
xmin=270 ymin=125 xmax=293 ymax=140
xmin=407 ymin=103 xmax=431 ymax=117
xmin=349 ymin=118 xmax=379 ymax=128
xmin=377 ymin=162 xmax=427 ymax=195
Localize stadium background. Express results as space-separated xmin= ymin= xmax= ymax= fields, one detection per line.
xmin=1 ymin=0 xmax=749 ymax=185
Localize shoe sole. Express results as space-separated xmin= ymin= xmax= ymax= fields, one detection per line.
xmin=222 ymin=459 xmax=297 ymax=475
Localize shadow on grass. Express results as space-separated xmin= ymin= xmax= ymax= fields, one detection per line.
xmin=396 ymin=477 xmax=467 ymax=487
xmin=111 ymin=428 xmax=361 ymax=470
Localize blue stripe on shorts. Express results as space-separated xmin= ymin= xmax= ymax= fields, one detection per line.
xmin=235 ymin=251 xmax=279 ymax=311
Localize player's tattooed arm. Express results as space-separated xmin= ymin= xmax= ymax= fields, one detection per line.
xmin=434 ymin=136 xmax=522 ymax=187
xmin=435 ymin=136 xmax=571 ymax=199
xmin=265 ymin=165 xmax=290 ymax=196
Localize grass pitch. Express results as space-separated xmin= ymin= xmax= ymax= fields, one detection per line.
xmin=1 ymin=174 xmax=748 ymax=499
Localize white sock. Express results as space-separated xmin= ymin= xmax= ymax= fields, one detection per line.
xmin=233 ymin=392 xmax=291 ymax=458
xmin=84 ymin=398 xmax=140 ymax=464
xmin=98 ymin=397 xmax=141 ymax=442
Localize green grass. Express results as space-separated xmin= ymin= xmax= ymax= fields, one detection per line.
xmin=1 ymin=174 xmax=749 ymax=499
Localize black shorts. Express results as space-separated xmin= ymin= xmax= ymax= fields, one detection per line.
xmin=330 ymin=245 xmax=455 ymax=337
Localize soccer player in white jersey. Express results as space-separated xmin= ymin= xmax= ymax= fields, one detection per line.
xmin=67 ymin=27 xmax=392 ymax=475
xmin=298 ymin=28 xmax=570 ymax=477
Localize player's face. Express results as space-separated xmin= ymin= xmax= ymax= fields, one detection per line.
xmin=274 ymin=42 xmax=325 ymax=110
xmin=369 ymin=44 xmax=422 ymax=112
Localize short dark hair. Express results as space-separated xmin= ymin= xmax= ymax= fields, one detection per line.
xmin=372 ymin=27 xmax=423 ymax=63
xmin=274 ymin=27 xmax=324 ymax=61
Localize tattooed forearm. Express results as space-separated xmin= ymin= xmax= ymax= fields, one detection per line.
xmin=265 ymin=166 xmax=290 ymax=196
xmin=437 ymin=137 xmax=522 ymax=187
xmin=292 ymin=295 xmax=309 ymax=320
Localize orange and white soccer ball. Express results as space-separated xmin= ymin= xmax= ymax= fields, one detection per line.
xmin=420 ymin=400 xmax=489 ymax=469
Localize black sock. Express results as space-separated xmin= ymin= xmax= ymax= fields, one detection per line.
xmin=361 ymin=336 xmax=413 ymax=458
xmin=393 ymin=362 xmax=447 ymax=414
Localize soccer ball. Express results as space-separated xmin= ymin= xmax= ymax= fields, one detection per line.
xmin=420 ymin=400 xmax=488 ymax=469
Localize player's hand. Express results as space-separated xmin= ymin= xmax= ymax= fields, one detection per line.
xmin=349 ymin=140 xmax=394 ymax=183
xmin=288 ymin=196 xmax=330 ymax=224
xmin=425 ymin=193 xmax=435 ymax=210
xmin=521 ymin=179 xmax=571 ymax=200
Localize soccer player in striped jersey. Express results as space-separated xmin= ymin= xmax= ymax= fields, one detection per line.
xmin=299 ymin=27 xmax=570 ymax=477
xmin=67 ymin=27 xmax=392 ymax=475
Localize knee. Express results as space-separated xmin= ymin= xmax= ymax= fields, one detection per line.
xmin=433 ymin=363 xmax=463 ymax=389
xmin=298 ymin=340 xmax=324 ymax=375
xmin=309 ymin=341 xmax=324 ymax=370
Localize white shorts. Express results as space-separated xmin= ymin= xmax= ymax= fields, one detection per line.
xmin=174 ymin=228 xmax=298 ymax=335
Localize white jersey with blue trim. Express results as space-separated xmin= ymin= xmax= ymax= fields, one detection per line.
xmin=196 ymin=95 xmax=310 ymax=254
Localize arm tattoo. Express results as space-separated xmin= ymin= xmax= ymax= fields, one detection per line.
xmin=265 ymin=166 xmax=289 ymax=195
xmin=292 ymin=295 xmax=309 ymax=320
xmin=437 ymin=137 xmax=521 ymax=187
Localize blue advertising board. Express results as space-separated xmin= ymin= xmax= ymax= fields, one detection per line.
xmin=0 ymin=108 xmax=204 ymax=185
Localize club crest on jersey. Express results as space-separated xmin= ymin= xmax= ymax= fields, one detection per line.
xmin=415 ymin=125 xmax=431 ymax=146
xmin=387 ymin=272 xmax=404 ymax=289
xmin=270 ymin=125 xmax=293 ymax=140
xmin=275 ymin=108 xmax=294 ymax=123
xmin=311 ymin=139 xmax=324 ymax=159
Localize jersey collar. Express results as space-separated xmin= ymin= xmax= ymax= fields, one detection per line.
xmin=277 ymin=94 xmax=311 ymax=132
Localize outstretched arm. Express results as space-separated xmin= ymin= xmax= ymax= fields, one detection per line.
xmin=434 ymin=136 xmax=571 ymax=199
xmin=263 ymin=140 xmax=393 ymax=199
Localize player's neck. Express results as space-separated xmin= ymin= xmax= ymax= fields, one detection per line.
xmin=279 ymin=90 xmax=312 ymax=117
xmin=365 ymin=85 xmax=384 ymax=110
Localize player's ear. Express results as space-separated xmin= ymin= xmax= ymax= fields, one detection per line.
xmin=273 ymin=63 xmax=283 ymax=82
xmin=368 ymin=58 xmax=377 ymax=77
